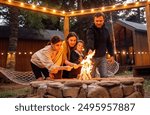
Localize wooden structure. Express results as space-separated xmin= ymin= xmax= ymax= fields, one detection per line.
xmin=0 ymin=26 xmax=64 ymax=71
xmin=114 ymin=20 xmax=150 ymax=76
xmin=0 ymin=0 xmax=150 ymax=75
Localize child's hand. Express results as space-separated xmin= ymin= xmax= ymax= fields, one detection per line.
xmin=73 ymin=64 xmax=81 ymax=69
xmin=64 ymin=66 xmax=73 ymax=71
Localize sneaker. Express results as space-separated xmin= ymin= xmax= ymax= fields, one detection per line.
xmin=36 ymin=77 xmax=43 ymax=81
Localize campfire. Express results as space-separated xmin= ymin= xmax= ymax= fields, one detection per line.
xmin=78 ymin=51 xmax=95 ymax=80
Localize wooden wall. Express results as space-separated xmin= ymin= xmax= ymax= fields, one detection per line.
xmin=133 ymin=31 xmax=150 ymax=66
xmin=0 ymin=38 xmax=8 ymax=67
xmin=15 ymin=39 xmax=48 ymax=71
xmin=0 ymin=38 xmax=48 ymax=71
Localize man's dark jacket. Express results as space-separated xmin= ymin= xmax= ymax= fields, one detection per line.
xmin=86 ymin=24 xmax=114 ymax=58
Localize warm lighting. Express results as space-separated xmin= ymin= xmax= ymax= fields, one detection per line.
xmin=135 ymin=2 xmax=139 ymax=5
xmin=91 ymin=9 xmax=94 ymax=12
xmin=32 ymin=4 xmax=36 ymax=9
xmin=43 ymin=7 xmax=46 ymax=11
xmin=24 ymin=52 xmax=27 ymax=55
xmin=71 ymin=11 xmax=74 ymax=14
xmin=141 ymin=52 xmax=144 ymax=54
xmin=81 ymin=10 xmax=84 ymax=13
xmin=29 ymin=52 xmax=33 ymax=54
xmin=114 ymin=51 xmax=117 ymax=54
xmin=101 ymin=7 xmax=105 ymax=10
xmin=19 ymin=52 xmax=21 ymax=55
xmin=124 ymin=4 xmax=127 ymax=7
xmin=122 ymin=51 xmax=126 ymax=55
xmin=13 ymin=52 xmax=15 ymax=55
xmin=138 ymin=52 xmax=141 ymax=54
xmin=20 ymin=2 xmax=24 ymax=6
xmin=112 ymin=5 xmax=116 ymax=8
xmin=1 ymin=53 xmax=4 ymax=55
xmin=62 ymin=11 xmax=65 ymax=14
xmin=53 ymin=9 xmax=56 ymax=13
xmin=8 ymin=0 xmax=11 ymax=3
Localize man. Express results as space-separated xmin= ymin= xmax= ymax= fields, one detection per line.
xmin=86 ymin=12 xmax=114 ymax=77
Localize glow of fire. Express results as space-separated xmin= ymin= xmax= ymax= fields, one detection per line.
xmin=78 ymin=50 xmax=95 ymax=80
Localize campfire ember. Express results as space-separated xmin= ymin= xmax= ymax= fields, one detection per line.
xmin=78 ymin=51 xmax=95 ymax=80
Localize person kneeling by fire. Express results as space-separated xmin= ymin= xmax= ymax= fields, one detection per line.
xmin=30 ymin=36 xmax=79 ymax=80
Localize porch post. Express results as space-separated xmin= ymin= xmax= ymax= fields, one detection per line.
xmin=64 ymin=16 xmax=69 ymax=39
xmin=146 ymin=4 xmax=150 ymax=51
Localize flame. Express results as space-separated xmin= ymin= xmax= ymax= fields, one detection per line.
xmin=78 ymin=50 xmax=95 ymax=80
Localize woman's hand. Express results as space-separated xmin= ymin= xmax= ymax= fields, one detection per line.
xmin=50 ymin=68 xmax=59 ymax=74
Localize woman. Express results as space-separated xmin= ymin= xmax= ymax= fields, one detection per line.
xmin=62 ymin=32 xmax=80 ymax=78
xmin=69 ymin=40 xmax=85 ymax=78
xmin=30 ymin=36 xmax=72 ymax=80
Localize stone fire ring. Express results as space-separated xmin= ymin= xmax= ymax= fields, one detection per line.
xmin=30 ymin=77 xmax=144 ymax=98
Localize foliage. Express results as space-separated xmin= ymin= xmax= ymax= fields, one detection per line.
xmin=143 ymin=80 xmax=150 ymax=94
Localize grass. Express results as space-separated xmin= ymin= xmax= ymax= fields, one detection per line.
xmin=0 ymin=87 xmax=31 ymax=98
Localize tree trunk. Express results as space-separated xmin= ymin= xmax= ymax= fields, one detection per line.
xmin=6 ymin=7 xmax=19 ymax=70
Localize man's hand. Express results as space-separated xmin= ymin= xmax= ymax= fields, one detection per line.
xmin=88 ymin=49 xmax=93 ymax=54
xmin=107 ymin=56 xmax=115 ymax=64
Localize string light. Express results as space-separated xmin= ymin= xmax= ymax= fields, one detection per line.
xmin=62 ymin=11 xmax=65 ymax=14
xmin=53 ymin=9 xmax=56 ymax=13
xmin=135 ymin=2 xmax=139 ymax=5
xmin=112 ymin=5 xmax=116 ymax=8
xmin=43 ymin=7 xmax=46 ymax=11
xmin=8 ymin=0 xmax=11 ymax=3
xmin=24 ymin=52 xmax=27 ymax=55
xmin=0 ymin=0 xmax=148 ymax=17
xmin=122 ymin=51 xmax=126 ymax=55
xmin=29 ymin=52 xmax=33 ymax=54
xmin=71 ymin=11 xmax=74 ymax=14
xmin=81 ymin=10 xmax=84 ymax=13
xmin=124 ymin=4 xmax=127 ymax=7
xmin=1 ymin=53 xmax=4 ymax=55
xmin=32 ymin=4 xmax=36 ymax=9
xmin=101 ymin=7 xmax=105 ymax=10
xmin=91 ymin=9 xmax=94 ymax=12
xmin=20 ymin=2 xmax=24 ymax=7
xmin=18 ymin=52 xmax=21 ymax=55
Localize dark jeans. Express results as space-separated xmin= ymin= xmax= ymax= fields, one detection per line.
xmin=30 ymin=62 xmax=49 ymax=79
xmin=92 ymin=56 xmax=108 ymax=77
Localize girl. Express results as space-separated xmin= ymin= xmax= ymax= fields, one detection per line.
xmin=69 ymin=40 xmax=85 ymax=78
xmin=62 ymin=32 xmax=80 ymax=78
xmin=30 ymin=36 xmax=72 ymax=80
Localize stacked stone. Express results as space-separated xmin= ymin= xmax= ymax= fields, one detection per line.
xmin=30 ymin=77 xmax=144 ymax=98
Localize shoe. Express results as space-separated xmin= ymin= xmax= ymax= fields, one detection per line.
xmin=36 ymin=77 xmax=43 ymax=81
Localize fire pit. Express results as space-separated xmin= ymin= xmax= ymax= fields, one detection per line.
xmin=30 ymin=77 xmax=144 ymax=98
